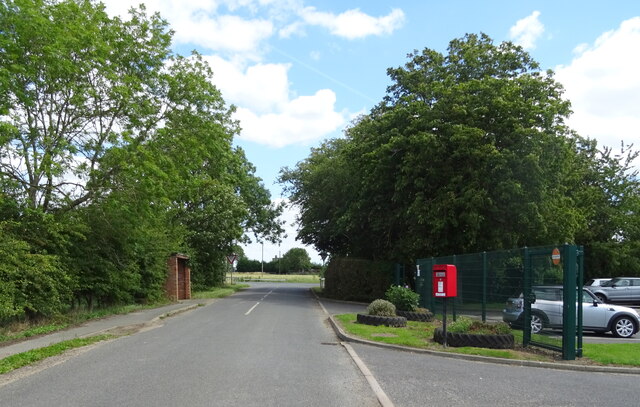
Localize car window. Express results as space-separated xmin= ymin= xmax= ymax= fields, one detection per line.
xmin=632 ymin=279 xmax=640 ymax=286
xmin=615 ymin=279 xmax=630 ymax=287
xmin=582 ymin=290 xmax=596 ymax=303
xmin=533 ymin=288 xmax=561 ymax=301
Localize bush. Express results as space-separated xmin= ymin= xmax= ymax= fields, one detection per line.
xmin=367 ymin=299 xmax=396 ymax=316
xmin=323 ymin=258 xmax=393 ymax=302
xmin=385 ymin=285 xmax=419 ymax=312
xmin=447 ymin=316 xmax=512 ymax=335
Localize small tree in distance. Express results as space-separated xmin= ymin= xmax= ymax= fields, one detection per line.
xmin=281 ymin=248 xmax=312 ymax=274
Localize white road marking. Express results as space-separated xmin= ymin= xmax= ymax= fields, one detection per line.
xmin=245 ymin=303 xmax=260 ymax=315
xmin=245 ymin=290 xmax=274 ymax=315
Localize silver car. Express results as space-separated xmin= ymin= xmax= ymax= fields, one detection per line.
xmin=589 ymin=277 xmax=640 ymax=304
xmin=502 ymin=285 xmax=640 ymax=338
xmin=585 ymin=278 xmax=611 ymax=287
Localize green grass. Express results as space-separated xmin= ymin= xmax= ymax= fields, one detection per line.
xmin=0 ymin=304 xmax=159 ymax=345
xmin=335 ymin=313 xmax=533 ymax=359
xmin=334 ymin=313 xmax=640 ymax=366
xmin=583 ymin=343 xmax=640 ymax=366
xmin=233 ymin=273 xmax=320 ymax=284
xmin=192 ymin=284 xmax=248 ymax=299
xmin=336 ymin=314 xmax=435 ymax=348
xmin=0 ymin=323 xmax=69 ymax=343
xmin=0 ymin=335 xmax=113 ymax=374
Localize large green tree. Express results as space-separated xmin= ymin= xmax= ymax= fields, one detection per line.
xmin=281 ymin=33 xmax=639 ymax=276
xmin=0 ymin=0 xmax=283 ymax=314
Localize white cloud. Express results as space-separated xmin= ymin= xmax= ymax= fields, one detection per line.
xmin=300 ymin=7 xmax=405 ymax=39
xmin=102 ymin=0 xmax=273 ymax=56
xmin=206 ymin=56 xmax=291 ymax=113
xmin=555 ymin=17 xmax=640 ymax=152
xmin=234 ymin=89 xmax=345 ymax=147
xmin=204 ymin=55 xmax=346 ymax=147
xmin=174 ymin=14 xmax=274 ymax=53
xmin=509 ymin=11 xmax=545 ymax=49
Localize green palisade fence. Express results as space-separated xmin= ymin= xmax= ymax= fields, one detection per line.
xmin=416 ymin=244 xmax=583 ymax=360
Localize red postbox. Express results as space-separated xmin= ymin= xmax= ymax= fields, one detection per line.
xmin=432 ymin=264 xmax=457 ymax=297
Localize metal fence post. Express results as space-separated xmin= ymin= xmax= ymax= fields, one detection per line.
xmin=562 ymin=244 xmax=577 ymax=360
xmin=482 ymin=251 xmax=487 ymax=322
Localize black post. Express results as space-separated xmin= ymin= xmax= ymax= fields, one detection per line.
xmin=442 ymin=298 xmax=448 ymax=347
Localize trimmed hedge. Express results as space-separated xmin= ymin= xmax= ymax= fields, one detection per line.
xmin=323 ymin=258 xmax=393 ymax=302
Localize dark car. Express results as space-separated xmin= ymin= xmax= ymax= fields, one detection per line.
xmin=589 ymin=277 xmax=640 ymax=304
xmin=502 ymin=285 xmax=640 ymax=338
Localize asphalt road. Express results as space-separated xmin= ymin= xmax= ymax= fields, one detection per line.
xmin=0 ymin=283 xmax=378 ymax=407
xmin=1 ymin=283 xmax=639 ymax=407
xmin=353 ymin=342 xmax=640 ymax=407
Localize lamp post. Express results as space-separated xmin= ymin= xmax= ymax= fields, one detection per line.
xmin=261 ymin=241 xmax=264 ymax=277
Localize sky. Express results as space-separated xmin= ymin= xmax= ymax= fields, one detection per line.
xmin=101 ymin=1 xmax=640 ymax=265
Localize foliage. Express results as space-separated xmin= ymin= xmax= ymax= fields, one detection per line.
xmin=0 ymin=223 xmax=72 ymax=320
xmin=236 ymin=256 xmax=263 ymax=273
xmin=0 ymin=0 xmax=283 ymax=322
xmin=281 ymin=248 xmax=312 ymax=274
xmin=280 ymin=33 xmax=639 ymax=278
xmin=323 ymin=257 xmax=393 ymax=302
xmin=385 ymin=285 xmax=420 ymax=311
xmin=0 ymin=322 xmax=68 ymax=343
xmin=367 ymin=299 xmax=396 ymax=316
xmin=447 ymin=316 xmax=512 ymax=335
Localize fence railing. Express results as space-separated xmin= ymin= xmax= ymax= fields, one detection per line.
xmin=417 ymin=244 xmax=583 ymax=360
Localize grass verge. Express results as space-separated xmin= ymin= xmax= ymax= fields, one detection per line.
xmin=334 ymin=313 xmax=640 ymax=366
xmin=233 ymin=273 xmax=320 ymax=284
xmin=0 ymin=335 xmax=113 ymax=374
xmin=583 ymin=343 xmax=640 ymax=366
xmin=192 ymin=284 xmax=249 ymax=299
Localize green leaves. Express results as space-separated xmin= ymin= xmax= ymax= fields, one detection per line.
xmin=0 ymin=1 xmax=284 ymax=315
xmin=281 ymin=33 xmax=639 ymax=275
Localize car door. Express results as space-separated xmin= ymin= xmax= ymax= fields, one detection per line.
xmin=630 ymin=279 xmax=640 ymax=304
xmin=533 ymin=287 xmax=563 ymax=327
xmin=581 ymin=290 xmax=607 ymax=330
xmin=608 ymin=279 xmax=631 ymax=302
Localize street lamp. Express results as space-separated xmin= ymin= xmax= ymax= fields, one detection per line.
xmin=261 ymin=241 xmax=264 ymax=277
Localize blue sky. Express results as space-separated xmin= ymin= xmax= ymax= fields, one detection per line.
xmin=103 ymin=1 xmax=640 ymax=264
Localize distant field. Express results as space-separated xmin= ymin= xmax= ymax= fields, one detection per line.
xmin=231 ymin=273 xmax=320 ymax=284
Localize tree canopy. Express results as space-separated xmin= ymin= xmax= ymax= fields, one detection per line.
xmin=280 ymin=33 xmax=639 ymax=277
xmin=0 ymin=0 xmax=283 ymax=318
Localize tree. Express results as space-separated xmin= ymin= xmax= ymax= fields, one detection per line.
xmin=0 ymin=0 xmax=172 ymax=213
xmin=281 ymin=248 xmax=312 ymax=274
xmin=281 ymin=33 xmax=639 ymax=274
xmin=0 ymin=0 xmax=284 ymax=316
xmin=280 ymin=138 xmax=355 ymax=257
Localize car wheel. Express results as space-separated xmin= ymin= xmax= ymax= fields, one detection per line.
xmin=530 ymin=313 xmax=545 ymax=334
xmin=595 ymin=293 xmax=607 ymax=303
xmin=611 ymin=316 xmax=637 ymax=338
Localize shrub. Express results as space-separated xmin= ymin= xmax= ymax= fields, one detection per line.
xmin=367 ymin=299 xmax=396 ymax=316
xmin=385 ymin=285 xmax=419 ymax=312
xmin=323 ymin=258 xmax=393 ymax=302
xmin=447 ymin=316 xmax=512 ymax=335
